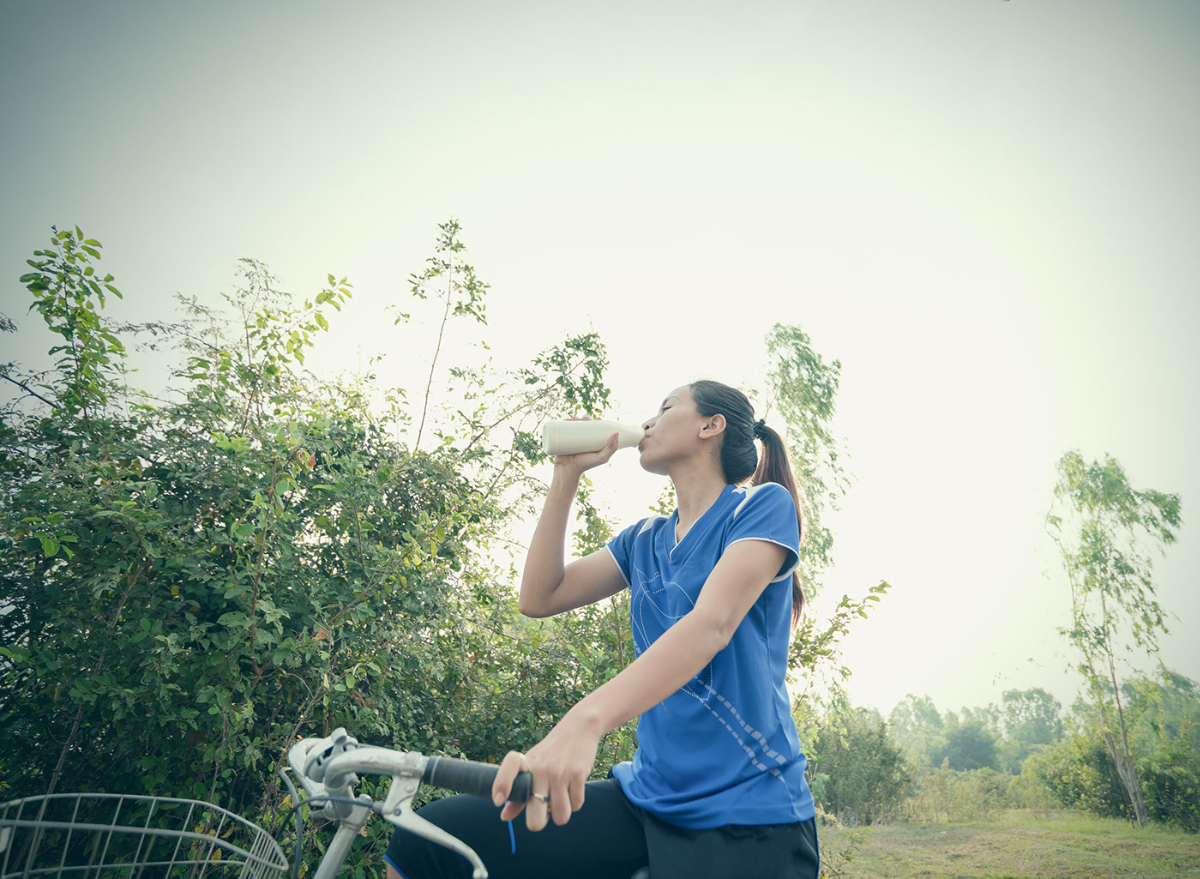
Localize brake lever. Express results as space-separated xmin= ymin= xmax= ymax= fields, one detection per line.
xmin=293 ymin=727 xmax=366 ymax=820
xmin=380 ymin=753 xmax=489 ymax=879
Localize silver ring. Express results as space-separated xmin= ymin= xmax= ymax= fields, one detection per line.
xmin=532 ymin=792 xmax=550 ymax=803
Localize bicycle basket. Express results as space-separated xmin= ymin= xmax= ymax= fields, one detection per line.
xmin=0 ymin=793 xmax=289 ymax=879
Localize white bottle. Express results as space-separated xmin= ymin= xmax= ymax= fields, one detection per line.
xmin=542 ymin=419 xmax=645 ymax=456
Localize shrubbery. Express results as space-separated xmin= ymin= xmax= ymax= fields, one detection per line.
xmin=1139 ymin=736 xmax=1200 ymax=833
xmin=808 ymin=705 xmax=910 ymax=826
xmin=0 ymin=226 xmax=618 ymax=820
xmin=885 ymin=678 xmax=1200 ymax=832
xmin=903 ymin=764 xmax=1010 ymax=824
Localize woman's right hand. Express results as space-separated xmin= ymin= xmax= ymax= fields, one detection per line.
xmin=551 ymin=419 xmax=621 ymax=480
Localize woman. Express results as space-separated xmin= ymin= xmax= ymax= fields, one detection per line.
xmin=386 ymin=380 xmax=820 ymax=879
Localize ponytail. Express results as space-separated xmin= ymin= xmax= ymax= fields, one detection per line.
xmin=689 ymin=380 xmax=806 ymax=626
xmin=751 ymin=422 xmax=806 ymax=625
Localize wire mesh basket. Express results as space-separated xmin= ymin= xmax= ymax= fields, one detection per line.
xmin=0 ymin=793 xmax=289 ymax=879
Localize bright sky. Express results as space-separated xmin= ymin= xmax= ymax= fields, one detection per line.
xmin=2 ymin=0 xmax=1197 ymax=721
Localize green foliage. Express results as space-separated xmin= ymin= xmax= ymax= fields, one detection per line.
xmin=809 ymin=704 xmax=911 ymax=825
xmin=1033 ymin=670 xmax=1200 ymax=833
xmin=762 ymin=323 xmax=848 ymax=600
xmin=890 ymin=694 xmax=946 ymax=767
xmin=402 ymin=218 xmax=490 ymax=451
xmin=0 ymin=223 xmax=615 ymax=820
xmin=903 ymin=765 xmax=1012 ymax=824
xmin=934 ymin=717 xmax=1001 ymax=772
xmin=1048 ymin=450 xmax=1183 ymax=826
xmin=1023 ymin=731 xmax=1129 ymax=820
xmin=999 ymin=688 xmax=1064 ymax=774
xmin=1138 ymin=734 xmax=1200 ymax=833
xmin=19 ymin=226 xmax=125 ymax=420
xmin=1049 ymin=451 xmax=1180 ymax=660
xmin=763 ymin=325 xmax=892 ymax=743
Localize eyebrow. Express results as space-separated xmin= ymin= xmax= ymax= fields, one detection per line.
xmin=661 ymin=395 xmax=680 ymax=408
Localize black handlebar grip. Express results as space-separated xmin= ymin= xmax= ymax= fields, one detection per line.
xmin=422 ymin=757 xmax=533 ymax=803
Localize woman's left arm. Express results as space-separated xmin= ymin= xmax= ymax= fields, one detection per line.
xmin=493 ymin=538 xmax=788 ymax=830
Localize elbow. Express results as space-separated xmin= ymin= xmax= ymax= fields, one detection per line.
xmin=517 ymin=577 xmax=558 ymax=618
xmin=517 ymin=596 xmax=550 ymax=618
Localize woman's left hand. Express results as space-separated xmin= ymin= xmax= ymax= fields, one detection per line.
xmin=492 ymin=711 xmax=601 ymax=831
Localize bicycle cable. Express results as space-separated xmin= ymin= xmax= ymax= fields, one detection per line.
xmin=276 ymin=768 xmax=381 ymax=879
xmin=277 ymin=768 xmax=306 ymax=879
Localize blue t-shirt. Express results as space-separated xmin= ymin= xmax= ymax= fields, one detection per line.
xmin=606 ymin=482 xmax=815 ymax=830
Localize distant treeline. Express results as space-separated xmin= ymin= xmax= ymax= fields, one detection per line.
xmin=808 ymin=674 xmax=1199 ymax=833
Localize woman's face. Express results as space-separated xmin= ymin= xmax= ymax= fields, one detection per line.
xmin=638 ymin=385 xmax=712 ymax=475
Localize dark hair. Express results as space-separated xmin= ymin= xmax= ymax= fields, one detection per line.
xmin=689 ymin=380 xmax=806 ymax=625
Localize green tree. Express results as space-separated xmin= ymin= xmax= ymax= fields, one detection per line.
xmin=761 ymin=323 xmax=847 ymax=600
xmin=1000 ymin=688 xmax=1064 ymax=773
xmin=809 ymin=705 xmax=911 ymax=825
xmin=762 ymin=323 xmax=890 ymax=727
xmin=889 ymin=694 xmax=946 ymax=766
xmin=935 ymin=717 xmax=1001 ymax=772
xmin=1048 ymin=450 xmax=1182 ymax=827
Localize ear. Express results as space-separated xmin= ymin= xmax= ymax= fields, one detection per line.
xmin=699 ymin=413 xmax=726 ymax=440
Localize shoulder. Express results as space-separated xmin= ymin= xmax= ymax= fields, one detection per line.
xmin=610 ymin=515 xmax=668 ymax=550
xmin=730 ymin=482 xmax=796 ymax=518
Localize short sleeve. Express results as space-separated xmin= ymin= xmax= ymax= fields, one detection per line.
xmin=726 ymin=483 xmax=801 ymax=582
xmin=605 ymin=517 xmax=647 ymax=589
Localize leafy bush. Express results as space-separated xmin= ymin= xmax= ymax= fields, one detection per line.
xmin=1022 ymin=732 xmax=1129 ymax=820
xmin=903 ymin=764 xmax=1012 ymax=824
xmin=1138 ymin=735 xmax=1200 ymax=833
xmin=809 ymin=706 xmax=910 ymax=826
xmin=0 ymin=226 xmax=613 ymax=815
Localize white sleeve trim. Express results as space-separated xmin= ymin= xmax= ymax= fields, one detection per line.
xmin=726 ymin=536 xmax=801 ymax=583
xmin=605 ymin=545 xmax=632 ymax=588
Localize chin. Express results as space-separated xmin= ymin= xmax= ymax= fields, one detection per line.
xmin=638 ymin=453 xmax=668 ymax=477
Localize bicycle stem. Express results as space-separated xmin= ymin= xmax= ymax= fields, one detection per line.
xmin=290 ymin=729 xmax=494 ymax=879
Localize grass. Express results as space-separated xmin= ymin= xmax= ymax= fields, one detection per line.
xmin=818 ymin=810 xmax=1200 ymax=879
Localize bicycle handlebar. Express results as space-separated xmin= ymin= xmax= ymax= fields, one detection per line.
xmin=288 ymin=732 xmax=532 ymax=805
xmin=286 ymin=729 xmax=533 ymax=879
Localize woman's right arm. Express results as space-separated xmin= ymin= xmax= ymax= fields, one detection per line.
xmin=518 ymin=434 xmax=629 ymax=618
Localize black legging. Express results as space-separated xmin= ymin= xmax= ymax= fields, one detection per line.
xmin=385 ymin=779 xmax=819 ymax=879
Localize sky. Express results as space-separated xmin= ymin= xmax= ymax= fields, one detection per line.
xmin=2 ymin=0 xmax=1197 ymax=721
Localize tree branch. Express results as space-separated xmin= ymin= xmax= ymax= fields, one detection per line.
xmin=1 ymin=372 xmax=59 ymax=409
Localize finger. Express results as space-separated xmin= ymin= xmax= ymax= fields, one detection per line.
xmin=569 ymin=776 xmax=586 ymax=814
xmin=492 ymin=751 xmax=525 ymax=808
xmin=525 ymin=789 xmax=550 ymax=832
xmin=594 ymin=432 xmax=620 ymax=463
xmin=550 ymin=782 xmax=573 ymax=826
xmin=500 ymin=799 xmax=526 ymax=822
xmin=506 ymin=754 xmax=549 ymax=832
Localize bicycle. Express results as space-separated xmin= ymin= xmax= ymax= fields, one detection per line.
xmin=1 ymin=728 xmax=651 ymax=879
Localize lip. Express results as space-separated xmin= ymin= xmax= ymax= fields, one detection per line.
xmin=638 ymin=432 xmax=650 ymax=452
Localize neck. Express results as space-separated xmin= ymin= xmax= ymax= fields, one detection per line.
xmin=671 ymin=466 xmax=729 ymax=540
